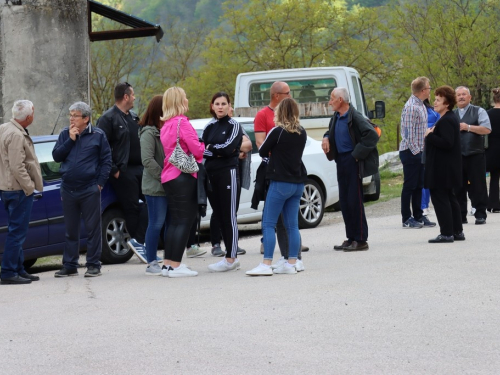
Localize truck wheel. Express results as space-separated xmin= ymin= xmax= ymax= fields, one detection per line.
xmin=100 ymin=208 xmax=133 ymax=264
xmin=364 ymin=172 xmax=381 ymax=202
xmin=299 ymin=179 xmax=325 ymax=229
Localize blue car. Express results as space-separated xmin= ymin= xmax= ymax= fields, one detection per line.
xmin=0 ymin=135 xmax=133 ymax=267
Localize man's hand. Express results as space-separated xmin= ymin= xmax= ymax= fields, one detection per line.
xmin=459 ymin=122 xmax=469 ymax=132
xmin=239 ymin=151 xmax=247 ymax=159
xmin=321 ymin=137 xmax=330 ymax=154
xmin=113 ymin=171 xmax=120 ymax=179
xmin=69 ymin=124 xmax=79 ymax=141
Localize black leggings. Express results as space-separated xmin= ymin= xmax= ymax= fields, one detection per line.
xmin=163 ymin=173 xmax=198 ymax=263
xmin=207 ymin=168 xmax=240 ymax=258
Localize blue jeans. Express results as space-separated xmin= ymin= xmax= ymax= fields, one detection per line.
xmin=0 ymin=190 xmax=34 ymax=279
xmin=145 ymin=195 xmax=168 ymax=263
xmin=421 ymin=188 xmax=430 ymax=210
xmin=262 ymin=181 xmax=304 ymax=261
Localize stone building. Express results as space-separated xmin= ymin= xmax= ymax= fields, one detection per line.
xmin=0 ymin=0 xmax=162 ymax=135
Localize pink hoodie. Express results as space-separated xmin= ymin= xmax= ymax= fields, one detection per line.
xmin=160 ymin=115 xmax=205 ymax=183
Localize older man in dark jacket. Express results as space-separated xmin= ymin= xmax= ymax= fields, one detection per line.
xmin=322 ymin=87 xmax=379 ymax=251
xmin=52 ymin=102 xmax=111 ymax=277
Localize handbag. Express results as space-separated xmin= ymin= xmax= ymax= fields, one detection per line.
xmin=168 ymin=118 xmax=199 ymax=174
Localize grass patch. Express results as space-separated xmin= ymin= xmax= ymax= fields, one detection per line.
xmin=377 ymin=167 xmax=403 ymax=203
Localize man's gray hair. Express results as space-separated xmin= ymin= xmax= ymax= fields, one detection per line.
xmin=455 ymin=86 xmax=471 ymax=94
xmin=334 ymin=87 xmax=350 ymax=103
xmin=12 ymin=100 xmax=34 ymax=121
xmin=69 ymin=102 xmax=92 ymax=118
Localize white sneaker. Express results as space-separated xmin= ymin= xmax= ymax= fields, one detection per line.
xmin=273 ymin=262 xmax=297 ymax=274
xmin=470 ymin=207 xmax=476 ymax=216
xmin=294 ymin=259 xmax=305 ymax=272
xmin=208 ymin=259 xmax=241 ymax=272
xmin=246 ymin=263 xmax=273 ymax=276
xmin=271 ymin=256 xmax=286 ymax=270
xmin=186 ymin=245 xmax=207 ymax=258
xmin=422 ymin=208 xmax=430 ymax=216
xmin=168 ymin=264 xmax=198 ymax=278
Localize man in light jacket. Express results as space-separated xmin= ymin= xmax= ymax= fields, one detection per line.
xmin=0 ymin=100 xmax=43 ymax=285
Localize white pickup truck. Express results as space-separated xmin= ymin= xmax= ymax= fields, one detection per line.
xmin=232 ymin=66 xmax=385 ymax=202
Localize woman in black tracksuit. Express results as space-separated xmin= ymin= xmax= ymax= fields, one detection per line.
xmin=202 ymin=92 xmax=243 ymax=273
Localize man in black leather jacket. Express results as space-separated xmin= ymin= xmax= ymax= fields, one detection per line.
xmin=96 ymin=82 xmax=150 ymax=263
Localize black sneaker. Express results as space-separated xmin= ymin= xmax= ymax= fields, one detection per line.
xmin=236 ymin=246 xmax=246 ymax=255
xmin=54 ymin=268 xmax=78 ymax=278
xmin=418 ymin=216 xmax=436 ymax=228
xmin=84 ymin=266 xmax=101 ymax=277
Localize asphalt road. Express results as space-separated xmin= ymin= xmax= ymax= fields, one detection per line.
xmin=1 ymin=208 xmax=499 ymax=374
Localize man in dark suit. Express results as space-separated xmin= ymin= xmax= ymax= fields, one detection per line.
xmin=321 ymin=87 xmax=379 ymax=251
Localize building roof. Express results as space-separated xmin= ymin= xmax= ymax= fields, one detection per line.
xmin=88 ymin=0 xmax=163 ymax=42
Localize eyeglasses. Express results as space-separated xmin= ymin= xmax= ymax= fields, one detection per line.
xmin=68 ymin=114 xmax=87 ymax=119
xmin=424 ymin=87 xmax=432 ymax=91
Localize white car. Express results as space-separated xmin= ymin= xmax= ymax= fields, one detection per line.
xmin=191 ymin=117 xmax=339 ymax=229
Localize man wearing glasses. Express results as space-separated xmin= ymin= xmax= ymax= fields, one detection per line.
xmin=253 ymin=81 xmax=307 ymax=271
xmin=454 ymin=86 xmax=491 ymax=224
xmin=399 ymin=77 xmax=436 ymax=229
xmin=52 ymin=102 xmax=111 ymax=277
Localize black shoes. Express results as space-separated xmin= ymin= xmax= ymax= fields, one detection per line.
xmin=19 ymin=272 xmax=40 ymax=281
xmin=54 ymin=268 xmax=78 ymax=278
xmin=475 ymin=218 xmax=486 ymax=225
xmin=301 ymin=245 xmax=310 ymax=252
xmin=428 ymin=234 xmax=454 ymax=243
xmin=343 ymin=241 xmax=369 ymax=251
xmin=1 ymin=275 xmax=32 ymax=285
xmin=453 ymin=232 xmax=466 ymax=241
xmin=334 ymin=240 xmax=351 ymax=251
xmin=236 ymin=247 xmax=246 ymax=255
xmin=84 ymin=266 xmax=101 ymax=277
xmin=487 ymin=208 xmax=500 ymax=213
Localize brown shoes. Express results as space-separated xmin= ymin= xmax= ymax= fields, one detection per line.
xmin=343 ymin=241 xmax=369 ymax=252
xmin=333 ymin=240 xmax=351 ymax=251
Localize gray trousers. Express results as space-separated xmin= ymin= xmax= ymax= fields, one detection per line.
xmin=61 ymin=184 xmax=102 ymax=269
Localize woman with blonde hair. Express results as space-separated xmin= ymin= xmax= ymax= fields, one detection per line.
xmin=246 ymin=98 xmax=308 ymax=276
xmin=160 ymin=87 xmax=205 ymax=277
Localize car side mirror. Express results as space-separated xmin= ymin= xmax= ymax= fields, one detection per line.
xmin=374 ymin=101 xmax=385 ymax=119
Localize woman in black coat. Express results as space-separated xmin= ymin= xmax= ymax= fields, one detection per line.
xmin=424 ymin=85 xmax=464 ymax=243
xmin=485 ymin=88 xmax=500 ymax=212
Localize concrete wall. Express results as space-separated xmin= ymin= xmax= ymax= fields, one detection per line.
xmin=0 ymin=0 xmax=88 ymax=135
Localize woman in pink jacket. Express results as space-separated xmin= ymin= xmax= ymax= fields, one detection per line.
xmin=160 ymin=87 xmax=205 ymax=277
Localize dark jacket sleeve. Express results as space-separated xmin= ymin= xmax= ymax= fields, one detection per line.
xmin=52 ymin=129 xmax=75 ymax=163
xmin=426 ymin=116 xmax=455 ymax=150
xmin=351 ymin=111 xmax=379 ymax=161
xmin=258 ymin=128 xmax=279 ymax=158
xmin=97 ymin=131 xmax=112 ymax=187
xmin=95 ymin=113 xmax=118 ymax=175
xmin=207 ymin=123 xmax=243 ymax=157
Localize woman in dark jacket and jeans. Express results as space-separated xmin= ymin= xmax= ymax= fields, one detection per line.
xmin=246 ymin=98 xmax=308 ymax=276
xmin=138 ymin=95 xmax=167 ymax=274
xmin=424 ymin=86 xmax=464 ymax=243
xmin=202 ymin=92 xmax=243 ymax=273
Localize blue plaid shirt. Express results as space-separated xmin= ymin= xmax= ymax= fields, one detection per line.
xmin=399 ymin=95 xmax=427 ymax=155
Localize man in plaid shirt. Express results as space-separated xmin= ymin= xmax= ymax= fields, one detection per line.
xmin=399 ymin=77 xmax=436 ymax=228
